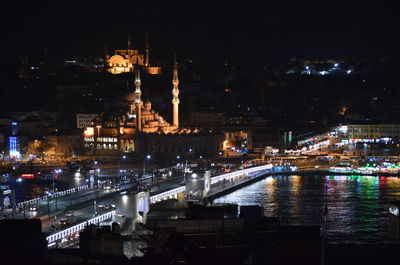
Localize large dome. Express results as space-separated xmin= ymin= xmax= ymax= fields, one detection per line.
xmin=109 ymin=55 xmax=126 ymax=66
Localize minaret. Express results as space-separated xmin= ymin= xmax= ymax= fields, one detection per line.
xmin=127 ymin=31 xmax=132 ymax=71
xmin=127 ymin=31 xmax=132 ymax=49
xmin=145 ymin=33 xmax=150 ymax=67
xmin=172 ymin=55 xmax=180 ymax=129
xmin=134 ymin=64 xmax=142 ymax=132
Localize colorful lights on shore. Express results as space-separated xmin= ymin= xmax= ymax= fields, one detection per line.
xmin=330 ymin=162 xmax=400 ymax=175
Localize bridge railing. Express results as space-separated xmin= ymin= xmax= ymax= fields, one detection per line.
xmin=46 ymin=210 xmax=116 ymax=246
xmin=17 ymin=185 xmax=89 ymax=208
xmin=149 ymin=186 xmax=186 ymax=204
xmin=210 ymin=164 xmax=273 ymax=184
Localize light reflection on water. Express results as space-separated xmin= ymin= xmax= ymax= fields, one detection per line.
xmin=213 ymin=174 xmax=400 ymax=243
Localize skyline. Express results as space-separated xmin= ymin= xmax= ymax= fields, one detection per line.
xmin=2 ymin=2 xmax=400 ymax=61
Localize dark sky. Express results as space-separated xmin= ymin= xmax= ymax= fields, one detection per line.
xmin=2 ymin=1 xmax=400 ymax=61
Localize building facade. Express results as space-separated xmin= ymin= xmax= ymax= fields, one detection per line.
xmin=76 ymin=114 xmax=98 ymax=129
xmin=346 ymin=124 xmax=400 ymax=141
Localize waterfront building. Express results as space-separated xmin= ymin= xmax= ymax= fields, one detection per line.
xmin=27 ymin=133 xmax=84 ymax=159
xmin=344 ymin=124 xmax=400 ymax=142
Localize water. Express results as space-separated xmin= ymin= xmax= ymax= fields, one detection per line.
xmin=213 ymin=174 xmax=400 ymax=243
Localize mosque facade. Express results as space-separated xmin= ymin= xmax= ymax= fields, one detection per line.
xmin=83 ymin=61 xmax=223 ymax=156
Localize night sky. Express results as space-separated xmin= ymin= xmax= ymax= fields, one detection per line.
xmin=2 ymin=1 xmax=400 ymax=62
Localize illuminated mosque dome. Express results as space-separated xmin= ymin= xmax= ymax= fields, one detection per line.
xmin=108 ymin=55 xmax=128 ymax=68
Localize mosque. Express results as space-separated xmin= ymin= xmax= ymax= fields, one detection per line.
xmin=106 ymin=34 xmax=161 ymax=75
xmin=83 ymin=60 xmax=223 ymax=156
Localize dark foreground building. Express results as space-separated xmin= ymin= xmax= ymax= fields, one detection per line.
xmin=2 ymin=212 xmax=400 ymax=264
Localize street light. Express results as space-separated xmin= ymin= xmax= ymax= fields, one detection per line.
xmin=143 ymin=155 xmax=151 ymax=176
xmin=52 ymin=172 xmax=58 ymax=211
xmin=118 ymin=156 xmax=126 ymax=177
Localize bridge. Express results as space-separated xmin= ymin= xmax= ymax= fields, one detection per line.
xmin=46 ymin=210 xmax=116 ymax=247
xmin=149 ymin=164 xmax=275 ymax=203
xmin=17 ymin=185 xmax=89 ymax=208
xmin=45 ymin=163 xmax=294 ymax=246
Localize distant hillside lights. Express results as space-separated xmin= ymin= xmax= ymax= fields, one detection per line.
xmin=286 ymin=60 xmax=355 ymax=75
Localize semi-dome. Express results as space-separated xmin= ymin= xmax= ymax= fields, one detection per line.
xmin=109 ymin=55 xmax=126 ymax=66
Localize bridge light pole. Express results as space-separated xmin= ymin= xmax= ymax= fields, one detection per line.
xmin=93 ymin=187 xmax=99 ymax=216
xmin=184 ymin=148 xmax=192 ymax=181
xmin=176 ymin=155 xmax=180 ymax=169
xmin=143 ymin=154 xmax=151 ymax=176
xmin=52 ymin=172 xmax=58 ymax=211
xmin=143 ymin=155 xmax=152 ymax=190
xmin=118 ymin=155 xmax=126 ymax=177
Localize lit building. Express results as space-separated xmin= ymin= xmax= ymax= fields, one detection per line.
xmin=83 ymin=62 xmax=223 ymax=156
xmin=106 ymin=34 xmax=161 ymax=75
xmin=27 ymin=134 xmax=84 ymax=159
xmin=9 ymin=122 xmax=21 ymax=158
xmin=45 ymin=134 xmax=84 ymax=158
xmin=76 ymin=114 xmax=99 ymax=129
xmin=345 ymin=124 xmax=400 ymax=142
